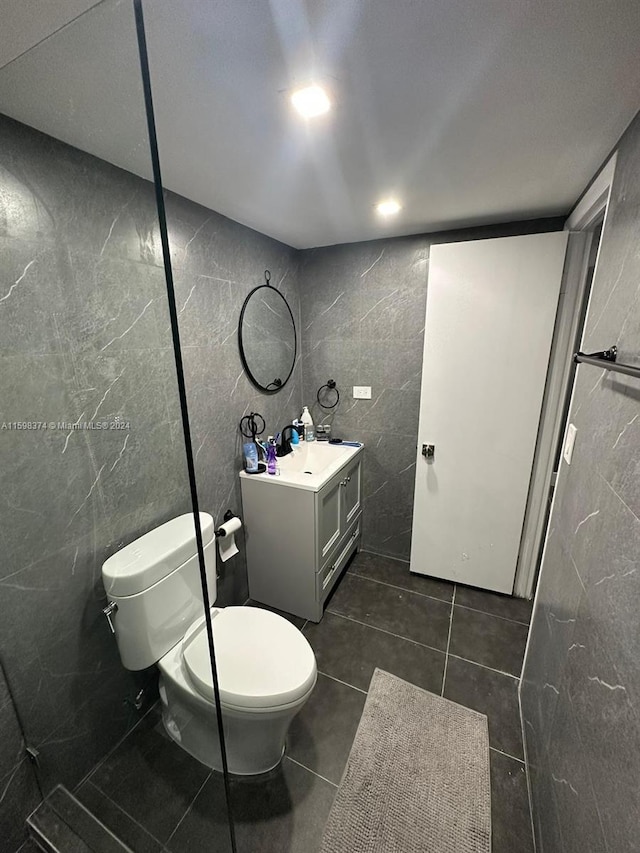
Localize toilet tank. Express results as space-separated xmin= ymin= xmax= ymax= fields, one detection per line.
xmin=102 ymin=513 xmax=217 ymax=671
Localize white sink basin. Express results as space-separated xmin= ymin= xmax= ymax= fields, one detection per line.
xmin=239 ymin=442 xmax=363 ymax=491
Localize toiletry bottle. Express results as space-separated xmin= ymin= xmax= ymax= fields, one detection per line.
xmin=290 ymin=426 xmax=299 ymax=447
xmin=301 ymin=406 xmax=315 ymax=442
xmin=267 ymin=439 xmax=278 ymax=475
xmin=243 ymin=442 xmax=259 ymax=473
xmin=293 ymin=418 xmax=304 ymax=442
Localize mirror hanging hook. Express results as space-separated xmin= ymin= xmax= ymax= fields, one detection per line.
xmin=264 ymin=269 xmax=272 ymax=287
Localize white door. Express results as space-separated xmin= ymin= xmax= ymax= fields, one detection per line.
xmin=410 ymin=232 xmax=568 ymax=593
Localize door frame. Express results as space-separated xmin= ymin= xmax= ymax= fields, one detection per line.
xmin=513 ymin=153 xmax=617 ymax=597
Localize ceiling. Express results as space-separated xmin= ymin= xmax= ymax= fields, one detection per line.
xmin=0 ymin=0 xmax=99 ymax=69
xmin=1 ymin=0 xmax=640 ymax=248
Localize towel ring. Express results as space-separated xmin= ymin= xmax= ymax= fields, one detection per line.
xmin=317 ymin=380 xmax=340 ymax=409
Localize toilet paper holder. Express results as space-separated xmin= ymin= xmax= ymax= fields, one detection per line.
xmin=215 ymin=509 xmax=238 ymax=538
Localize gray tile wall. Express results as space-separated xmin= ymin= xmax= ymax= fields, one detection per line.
xmin=0 ymin=105 xmax=570 ymax=849
xmin=298 ymin=237 xmax=427 ymax=560
xmin=0 ymin=113 xmax=301 ymax=848
xmin=521 ymin=111 xmax=640 ymax=852
xmin=164 ymin=193 xmax=303 ymax=605
xmin=0 ymin=661 xmax=42 ymax=851
xmin=298 ymin=218 xmax=565 ymax=560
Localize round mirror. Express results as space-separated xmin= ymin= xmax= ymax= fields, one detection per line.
xmin=239 ymin=276 xmax=297 ymax=393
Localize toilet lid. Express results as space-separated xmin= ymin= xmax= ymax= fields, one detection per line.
xmin=181 ymin=607 xmax=317 ymax=710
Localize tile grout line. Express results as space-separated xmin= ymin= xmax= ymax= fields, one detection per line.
xmin=348 ymin=569 xmax=453 ymax=605
xmin=80 ymin=699 xmax=160 ymax=792
xmin=452 ymin=600 xmax=532 ymax=626
xmin=441 ymin=586 xmax=456 ymax=696
xmin=286 ymin=755 xmax=338 ymax=788
xmin=520 ymin=709 xmax=538 ymax=853
xmin=447 ymin=652 xmax=522 ymax=680
xmin=489 ymin=745 xmax=525 ymax=764
xmin=349 ymin=569 xmax=532 ymax=624
xmin=84 ymin=780 xmax=167 ymax=849
xmin=317 ymin=669 xmax=368 ymax=695
xmin=324 ymin=608 xmax=524 ymax=679
xmin=357 ymin=548 xmax=410 ymax=565
xmin=324 ymin=608 xmax=447 ymax=656
xmin=165 ymin=771 xmax=212 ymax=845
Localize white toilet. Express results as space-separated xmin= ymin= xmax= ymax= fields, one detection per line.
xmin=101 ymin=512 xmax=317 ymax=775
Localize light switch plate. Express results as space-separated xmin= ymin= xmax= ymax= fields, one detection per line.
xmin=353 ymin=386 xmax=372 ymax=399
xmin=563 ymin=423 xmax=577 ymax=465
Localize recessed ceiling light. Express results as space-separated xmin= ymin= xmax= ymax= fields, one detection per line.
xmin=376 ymin=199 xmax=402 ymax=217
xmin=291 ymin=85 xmax=331 ymax=119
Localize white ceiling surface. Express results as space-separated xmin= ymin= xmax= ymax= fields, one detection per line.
xmin=0 ymin=0 xmax=100 ymax=68
xmin=0 ymin=0 xmax=101 ymax=68
xmin=1 ymin=1 xmax=640 ymax=248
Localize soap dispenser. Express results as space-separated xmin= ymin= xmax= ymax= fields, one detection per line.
xmin=300 ymin=406 xmax=315 ymax=442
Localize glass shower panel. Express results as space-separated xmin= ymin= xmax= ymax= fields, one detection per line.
xmin=142 ymin=4 xmax=312 ymax=851
xmin=0 ymin=1 xmax=233 ymax=850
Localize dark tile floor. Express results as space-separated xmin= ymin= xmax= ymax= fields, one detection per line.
xmin=74 ymin=549 xmax=534 ymax=853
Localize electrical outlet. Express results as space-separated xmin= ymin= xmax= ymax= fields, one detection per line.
xmin=563 ymin=423 xmax=577 ymax=465
xmin=353 ymin=386 xmax=372 ymax=399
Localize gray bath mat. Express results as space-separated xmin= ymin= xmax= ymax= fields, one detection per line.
xmin=321 ymin=669 xmax=491 ymax=853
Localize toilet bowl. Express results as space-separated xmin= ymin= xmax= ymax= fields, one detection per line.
xmin=101 ymin=513 xmax=316 ymax=776
xmin=158 ymin=605 xmax=316 ymax=774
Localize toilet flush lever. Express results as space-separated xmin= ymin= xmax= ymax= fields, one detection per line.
xmin=102 ymin=600 xmax=118 ymax=634
xmin=422 ymin=444 xmax=435 ymax=462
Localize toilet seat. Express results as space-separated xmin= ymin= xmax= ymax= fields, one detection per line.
xmin=181 ymin=606 xmax=317 ymax=711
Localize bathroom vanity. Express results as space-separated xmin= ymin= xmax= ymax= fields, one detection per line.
xmin=240 ymin=442 xmax=363 ymax=621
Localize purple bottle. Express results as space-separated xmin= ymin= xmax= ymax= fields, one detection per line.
xmin=267 ymin=440 xmax=277 ymax=475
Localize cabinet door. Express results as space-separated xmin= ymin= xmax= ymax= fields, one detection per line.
xmin=317 ymin=473 xmax=342 ymax=564
xmin=342 ymin=456 xmax=362 ymax=527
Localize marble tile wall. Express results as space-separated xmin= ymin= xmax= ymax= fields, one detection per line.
xmin=298 ymin=237 xmax=427 ymax=560
xmin=164 ymin=193 xmax=303 ymax=606
xmin=521 ymin=110 xmax=640 ymax=852
xmin=0 ymin=113 xmax=301 ymax=848
xmin=0 ymin=104 xmax=571 ymax=849
xmin=298 ymin=218 xmax=565 ymax=561
xmin=0 ymin=660 xmax=42 ymax=850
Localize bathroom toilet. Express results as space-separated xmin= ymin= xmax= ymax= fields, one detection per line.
xmin=101 ymin=512 xmax=317 ymax=775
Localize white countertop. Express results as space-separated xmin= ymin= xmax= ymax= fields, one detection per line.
xmin=239 ymin=441 xmax=363 ymax=492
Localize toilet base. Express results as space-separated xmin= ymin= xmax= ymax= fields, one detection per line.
xmin=161 ymin=702 xmax=286 ymax=776
xmin=158 ymin=642 xmax=315 ymax=776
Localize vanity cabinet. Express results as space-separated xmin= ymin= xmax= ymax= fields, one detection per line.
xmin=240 ymin=446 xmax=363 ymax=621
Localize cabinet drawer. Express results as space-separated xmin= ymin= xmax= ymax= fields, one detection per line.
xmin=317 ymin=513 xmax=361 ymax=603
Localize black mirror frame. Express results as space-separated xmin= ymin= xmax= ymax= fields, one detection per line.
xmin=238 ymin=283 xmax=297 ymax=393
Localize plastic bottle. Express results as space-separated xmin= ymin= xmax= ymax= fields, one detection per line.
xmin=243 ymin=442 xmax=259 ymax=473
xmin=301 ymin=406 xmax=315 ymax=442
xmin=266 ymin=439 xmax=278 ymax=474
xmin=290 ymin=426 xmax=299 ymax=447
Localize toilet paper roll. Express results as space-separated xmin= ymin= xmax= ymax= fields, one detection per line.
xmin=217 ymin=516 xmax=242 ymax=562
